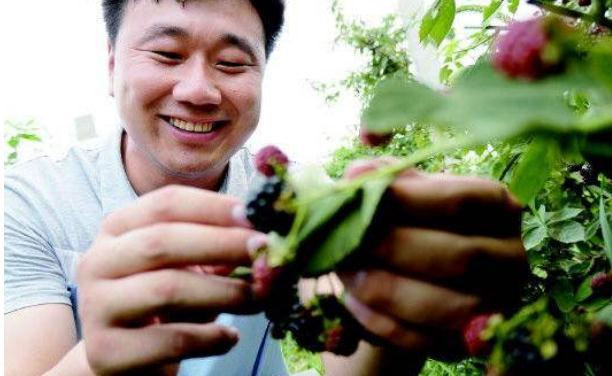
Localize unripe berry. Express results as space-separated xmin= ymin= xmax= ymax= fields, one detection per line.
xmin=252 ymin=255 xmax=283 ymax=299
xmin=591 ymin=272 xmax=612 ymax=296
xmin=255 ymin=145 xmax=289 ymax=177
xmin=463 ymin=313 xmax=495 ymax=356
xmin=492 ymin=18 xmax=560 ymax=81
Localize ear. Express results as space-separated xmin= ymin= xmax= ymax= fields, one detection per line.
xmin=107 ymin=40 xmax=115 ymax=97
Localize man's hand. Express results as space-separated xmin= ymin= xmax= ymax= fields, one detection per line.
xmin=340 ymin=161 xmax=527 ymax=356
xmin=77 ymin=185 xmax=258 ymax=375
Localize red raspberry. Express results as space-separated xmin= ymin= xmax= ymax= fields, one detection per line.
xmin=462 ymin=313 xmax=495 ymax=356
xmin=492 ymin=18 xmax=559 ymax=80
xmin=255 ymin=145 xmax=289 ymax=177
xmin=591 ymin=272 xmax=612 ymax=296
xmin=359 ymin=126 xmax=392 ymax=147
xmin=325 ymin=325 xmax=344 ymax=353
xmin=252 ymin=255 xmax=282 ymax=298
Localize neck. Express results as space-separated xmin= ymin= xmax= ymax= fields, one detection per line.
xmin=121 ymin=132 xmax=228 ymax=196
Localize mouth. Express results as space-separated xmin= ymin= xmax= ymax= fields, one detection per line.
xmin=162 ymin=116 xmax=228 ymax=134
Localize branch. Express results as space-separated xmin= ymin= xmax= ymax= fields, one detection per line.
xmin=527 ymin=0 xmax=612 ymax=29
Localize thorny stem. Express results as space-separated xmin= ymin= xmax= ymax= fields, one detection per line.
xmin=527 ymin=0 xmax=612 ymax=29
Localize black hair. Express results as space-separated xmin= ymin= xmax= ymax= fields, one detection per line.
xmin=102 ymin=0 xmax=285 ymax=58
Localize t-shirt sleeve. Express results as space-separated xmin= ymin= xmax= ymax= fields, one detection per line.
xmin=4 ymin=179 xmax=70 ymax=314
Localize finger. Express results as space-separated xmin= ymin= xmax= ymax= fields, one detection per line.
xmin=101 ymin=185 xmax=250 ymax=236
xmin=389 ymin=174 xmax=523 ymax=237
xmin=341 ymin=270 xmax=480 ymax=330
xmin=343 ymin=293 xmax=432 ymax=350
xmin=86 ymin=323 xmax=238 ymax=374
xmin=374 ymin=227 xmax=526 ymax=280
xmin=88 ymin=223 xmax=256 ymax=278
xmin=343 ymin=157 xmax=400 ymax=180
xmin=88 ymin=270 xmax=255 ymax=325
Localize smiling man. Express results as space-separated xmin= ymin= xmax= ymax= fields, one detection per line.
xmin=5 ymin=1 xmax=527 ymax=375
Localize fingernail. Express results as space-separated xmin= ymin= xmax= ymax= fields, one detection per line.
xmin=232 ymin=204 xmax=252 ymax=228
xmin=247 ymin=234 xmax=268 ymax=259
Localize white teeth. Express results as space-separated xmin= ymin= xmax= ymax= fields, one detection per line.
xmin=168 ymin=117 xmax=215 ymax=133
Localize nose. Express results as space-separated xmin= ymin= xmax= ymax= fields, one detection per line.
xmin=173 ymin=60 xmax=222 ymax=106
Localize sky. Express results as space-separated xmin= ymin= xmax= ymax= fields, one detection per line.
xmin=0 ymin=0 xmax=534 ymax=163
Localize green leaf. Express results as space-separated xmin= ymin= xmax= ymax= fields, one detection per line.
xmin=509 ymin=138 xmax=559 ymax=205
xmin=588 ymin=37 xmax=612 ymax=90
xmin=303 ymin=176 xmax=393 ymax=276
xmin=523 ymin=226 xmax=548 ymax=250
xmin=549 ymin=221 xmax=586 ymax=244
xmin=19 ymin=133 xmax=42 ymax=142
xmin=575 ymin=276 xmax=593 ymax=302
xmin=550 ymin=278 xmax=576 ymax=313
xmin=547 ymin=207 xmax=583 ymax=224
xmin=419 ymin=0 xmax=456 ymax=46
xmin=8 ymin=137 xmax=19 ymax=148
xmin=483 ymin=0 xmax=503 ymax=23
xmin=363 ymin=78 xmax=444 ymax=135
xmin=600 ymin=195 xmax=612 ymax=267
xmin=508 ymin=0 xmax=520 ymax=13
xmin=597 ymin=304 xmax=612 ymax=328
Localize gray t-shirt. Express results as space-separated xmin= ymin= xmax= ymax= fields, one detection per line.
xmin=4 ymin=128 xmax=288 ymax=376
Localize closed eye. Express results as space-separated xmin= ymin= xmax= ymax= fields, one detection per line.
xmin=152 ymin=51 xmax=182 ymax=61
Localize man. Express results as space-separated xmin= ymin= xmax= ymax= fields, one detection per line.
xmin=4 ymin=0 xmax=526 ymax=375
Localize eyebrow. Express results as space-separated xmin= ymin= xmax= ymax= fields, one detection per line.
xmin=138 ymin=24 xmax=261 ymax=62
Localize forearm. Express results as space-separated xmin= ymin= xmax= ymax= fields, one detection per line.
xmin=42 ymin=341 xmax=94 ymax=376
xmin=323 ymin=341 xmax=426 ymax=376
xmin=43 ymin=341 xmax=179 ymax=376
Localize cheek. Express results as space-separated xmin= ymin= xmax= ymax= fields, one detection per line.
xmin=116 ymin=60 xmax=173 ymax=115
xmin=226 ymin=78 xmax=262 ymax=120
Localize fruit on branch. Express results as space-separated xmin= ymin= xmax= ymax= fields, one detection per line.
xmin=578 ymin=0 xmax=592 ymax=6
xmin=255 ymin=145 xmax=289 ymax=177
xmin=463 ymin=313 xmax=496 ymax=356
xmin=580 ymin=162 xmax=599 ymax=186
xmin=590 ymin=272 xmax=612 ymax=297
xmin=492 ymin=17 xmax=564 ymax=81
xmin=245 ymin=176 xmax=295 ymax=235
xmin=359 ymin=126 xmax=393 ymax=147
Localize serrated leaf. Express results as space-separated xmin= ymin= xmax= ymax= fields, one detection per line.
xmin=549 ymin=221 xmax=586 ymax=243
xmin=547 ymin=207 xmax=583 ymax=224
xmin=303 ymin=176 xmax=393 ymax=276
xmin=550 ymin=278 xmax=576 ymax=313
xmin=483 ymin=0 xmax=503 ymax=22
xmin=20 ymin=133 xmax=42 ymax=142
xmin=509 ymin=138 xmax=559 ymax=205
xmin=600 ymin=195 xmax=612 ymax=267
xmin=419 ymin=0 xmax=456 ymax=46
xmin=523 ymin=226 xmax=547 ymax=250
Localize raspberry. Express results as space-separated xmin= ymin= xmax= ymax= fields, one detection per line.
xmin=245 ymin=176 xmax=294 ymax=235
xmin=252 ymin=255 xmax=283 ymax=299
xmin=492 ymin=18 xmax=560 ymax=80
xmin=359 ymin=126 xmax=392 ymax=147
xmin=462 ymin=313 xmax=494 ymax=356
xmin=591 ymin=272 xmax=612 ymax=296
xmin=255 ymin=145 xmax=289 ymax=177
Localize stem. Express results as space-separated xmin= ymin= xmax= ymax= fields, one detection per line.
xmin=527 ymin=0 xmax=612 ymax=29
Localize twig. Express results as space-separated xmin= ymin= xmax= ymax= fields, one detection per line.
xmin=527 ymin=0 xmax=612 ymax=29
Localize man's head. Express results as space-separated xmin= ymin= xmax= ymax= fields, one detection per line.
xmin=101 ymin=0 xmax=285 ymax=185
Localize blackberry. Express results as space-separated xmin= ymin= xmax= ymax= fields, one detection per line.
xmin=245 ymin=176 xmax=294 ymax=235
xmin=580 ymin=163 xmax=598 ymax=186
xmin=504 ymin=329 xmax=545 ymax=373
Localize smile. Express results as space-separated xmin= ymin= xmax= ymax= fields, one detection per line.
xmin=167 ymin=117 xmax=217 ymax=133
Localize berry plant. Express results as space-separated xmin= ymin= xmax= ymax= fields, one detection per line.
xmin=244 ymin=1 xmax=612 ymax=375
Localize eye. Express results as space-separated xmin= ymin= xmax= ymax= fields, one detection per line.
xmin=152 ymin=51 xmax=182 ymax=61
xmin=218 ymin=61 xmax=246 ymax=68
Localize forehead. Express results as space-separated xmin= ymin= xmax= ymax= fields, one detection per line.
xmin=119 ymin=0 xmax=265 ymax=50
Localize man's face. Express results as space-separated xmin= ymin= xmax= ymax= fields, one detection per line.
xmin=109 ymin=0 xmax=265 ymax=177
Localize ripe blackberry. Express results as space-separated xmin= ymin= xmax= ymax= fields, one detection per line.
xmin=504 ymin=329 xmax=544 ymax=372
xmin=578 ymin=0 xmax=591 ymax=6
xmin=255 ymin=145 xmax=289 ymax=177
xmin=245 ymin=176 xmax=294 ymax=235
xmin=492 ymin=18 xmax=561 ymax=80
xmin=580 ymin=163 xmax=598 ymax=186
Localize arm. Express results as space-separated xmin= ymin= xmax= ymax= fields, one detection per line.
xmin=4 ymin=304 xmax=89 ymax=376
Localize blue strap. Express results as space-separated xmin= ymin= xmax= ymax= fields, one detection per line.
xmin=250 ymin=320 xmax=272 ymax=376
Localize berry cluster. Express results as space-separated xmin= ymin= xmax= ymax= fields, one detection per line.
xmin=247 ymin=146 xmax=363 ymax=356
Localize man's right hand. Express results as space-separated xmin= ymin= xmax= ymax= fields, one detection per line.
xmin=77 ymin=185 xmax=258 ymax=375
